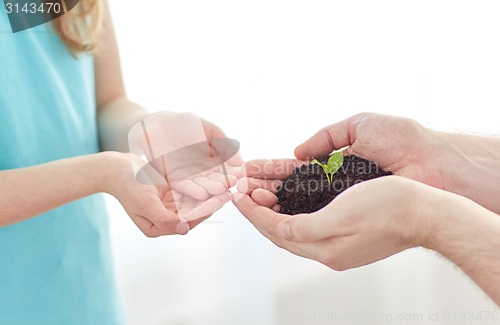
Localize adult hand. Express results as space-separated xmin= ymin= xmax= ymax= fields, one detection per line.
xmin=234 ymin=176 xmax=444 ymax=270
xmin=294 ymin=112 xmax=444 ymax=189
xmin=128 ymin=112 xmax=242 ymax=225
xmin=293 ymin=112 xmax=500 ymax=214
xmin=236 ymin=113 xmax=441 ymax=215
xmin=234 ymin=175 xmax=500 ymax=308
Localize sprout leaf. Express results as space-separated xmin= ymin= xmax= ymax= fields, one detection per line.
xmin=311 ymin=152 xmax=344 ymax=184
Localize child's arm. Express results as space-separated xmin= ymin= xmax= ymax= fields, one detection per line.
xmin=0 ymin=152 xmax=188 ymax=235
xmin=94 ymin=0 xmax=148 ymax=152
xmin=0 ymin=154 xmax=106 ymax=226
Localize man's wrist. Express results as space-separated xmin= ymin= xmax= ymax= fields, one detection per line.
xmin=419 ymin=189 xmax=470 ymax=257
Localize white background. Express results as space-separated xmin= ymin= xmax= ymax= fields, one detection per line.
xmin=107 ymin=1 xmax=500 ymax=324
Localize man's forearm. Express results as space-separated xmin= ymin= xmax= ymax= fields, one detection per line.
xmin=425 ymin=193 xmax=500 ymax=306
xmin=97 ymin=97 xmax=149 ymax=152
xmin=434 ymin=131 xmax=500 ymax=214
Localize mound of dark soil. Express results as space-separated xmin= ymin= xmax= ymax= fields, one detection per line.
xmin=276 ymin=155 xmax=391 ymax=215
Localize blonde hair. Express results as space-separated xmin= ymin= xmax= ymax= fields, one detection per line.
xmin=53 ymin=0 xmax=102 ymax=53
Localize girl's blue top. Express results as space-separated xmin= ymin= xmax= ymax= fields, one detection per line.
xmin=0 ymin=9 xmax=124 ymax=325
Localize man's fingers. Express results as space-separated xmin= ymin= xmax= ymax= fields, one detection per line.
xmin=232 ymin=193 xmax=287 ymax=237
xmin=237 ymin=177 xmax=282 ymax=194
xmin=294 ymin=113 xmax=368 ymax=160
xmin=251 ymin=188 xmax=279 ymax=208
xmin=242 ymin=159 xmax=306 ymax=180
xmin=277 ymin=204 xmax=354 ymax=242
xmin=232 ymin=193 xmax=322 ymax=260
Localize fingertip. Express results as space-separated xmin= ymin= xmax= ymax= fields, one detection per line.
xmin=175 ymin=221 xmax=190 ymax=235
xmin=294 ymin=144 xmax=307 ymax=160
xmin=251 ymin=188 xmax=278 ymax=208
xmin=241 ymin=161 xmax=261 ymax=178
xmin=231 ymin=192 xmax=259 ymax=218
xmin=227 ymin=175 xmax=238 ymax=187
xmin=236 ymin=177 xmax=250 ymax=194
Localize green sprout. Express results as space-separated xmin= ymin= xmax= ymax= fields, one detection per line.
xmin=311 ymin=152 xmax=344 ymax=184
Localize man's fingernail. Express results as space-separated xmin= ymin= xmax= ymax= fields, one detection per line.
xmin=175 ymin=222 xmax=189 ymax=235
xmin=278 ymin=222 xmax=293 ymax=240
